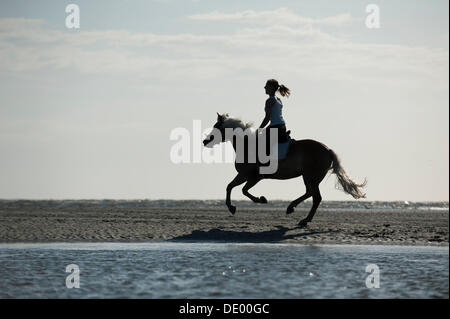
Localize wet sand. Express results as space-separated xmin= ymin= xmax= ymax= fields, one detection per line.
xmin=0 ymin=206 xmax=448 ymax=245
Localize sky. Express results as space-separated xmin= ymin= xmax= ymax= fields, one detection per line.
xmin=0 ymin=0 xmax=448 ymax=201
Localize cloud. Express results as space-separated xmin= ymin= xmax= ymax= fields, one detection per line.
xmin=0 ymin=16 xmax=447 ymax=88
xmin=188 ymin=7 xmax=356 ymax=26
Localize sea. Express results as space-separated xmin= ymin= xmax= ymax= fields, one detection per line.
xmin=0 ymin=243 xmax=447 ymax=299
xmin=0 ymin=199 xmax=448 ymax=211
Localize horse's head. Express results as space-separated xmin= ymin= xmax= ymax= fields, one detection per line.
xmin=203 ymin=113 xmax=228 ymax=148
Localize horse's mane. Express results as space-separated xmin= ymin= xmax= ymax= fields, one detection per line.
xmin=222 ymin=115 xmax=253 ymax=130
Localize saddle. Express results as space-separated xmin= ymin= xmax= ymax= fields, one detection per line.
xmin=283 ymin=130 xmax=291 ymax=143
xmin=257 ymin=129 xmax=293 ymax=170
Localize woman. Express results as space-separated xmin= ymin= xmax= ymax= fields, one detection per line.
xmin=259 ymin=79 xmax=291 ymax=156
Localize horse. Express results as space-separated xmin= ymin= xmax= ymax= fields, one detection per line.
xmin=202 ymin=113 xmax=367 ymax=227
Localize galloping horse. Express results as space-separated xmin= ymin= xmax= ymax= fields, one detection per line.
xmin=203 ymin=113 xmax=367 ymax=227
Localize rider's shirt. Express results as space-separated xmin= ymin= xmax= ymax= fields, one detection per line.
xmin=266 ymin=95 xmax=285 ymax=127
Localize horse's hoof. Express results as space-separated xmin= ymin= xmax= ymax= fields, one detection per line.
xmin=228 ymin=205 xmax=236 ymax=215
xmin=259 ymin=196 xmax=268 ymax=204
xmin=286 ymin=206 xmax=294 ymax=215
xmin=298 ymin=219 xmax=308 ymax=228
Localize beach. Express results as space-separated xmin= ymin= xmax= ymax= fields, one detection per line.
xmin=1 ymin=200 xmax=448 ymax=298
xmin=0 ymin=200 xmax=448 ymax=245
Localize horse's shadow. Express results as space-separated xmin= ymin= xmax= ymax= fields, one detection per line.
xmin=170 ymin=225 xmax=336 ymax=243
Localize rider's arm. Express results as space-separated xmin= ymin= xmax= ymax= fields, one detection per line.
xmin=259 ymin=99 xmax=274 ymax=128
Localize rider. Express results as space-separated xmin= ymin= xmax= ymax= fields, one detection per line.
xmin=258 ymin=79 xmax=291 ymax=157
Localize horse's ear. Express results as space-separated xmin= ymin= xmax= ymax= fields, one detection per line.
xmin=217 ymin=112 xmax=223 ymax=122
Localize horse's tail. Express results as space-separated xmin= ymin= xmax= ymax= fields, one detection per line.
xmin=329 ymin=149 xmax=367 ymax=199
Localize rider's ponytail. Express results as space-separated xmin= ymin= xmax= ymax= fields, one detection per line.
xmin=266 ymin=79 xmax=291 ymax=98
xmin=278 ymin=84 xmax=290 ymax=98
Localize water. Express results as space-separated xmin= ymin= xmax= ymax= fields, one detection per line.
xmin=0 ymin=199 xmax=448 ymax=211
xmin=0 ymin=243 xmax=447 ymax=298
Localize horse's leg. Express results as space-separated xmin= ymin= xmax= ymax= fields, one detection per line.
xmin=298 ymin=186 xmax=322 ymax=227
xmin=296 ymin=168 xmax=328 ymax=227
xmin=242 ymin=178 xmax=267 ymax=204
xmin=226 ymin=174 xmax=247 ymax=215
xmin=286 ymin=190 xmax=312 ymax=215
xmin=286 ymin=175 xmax=315 ymax=215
